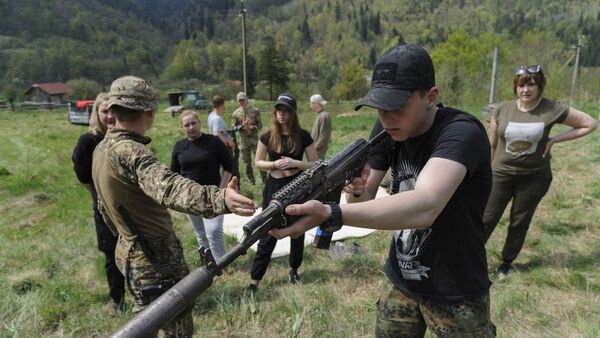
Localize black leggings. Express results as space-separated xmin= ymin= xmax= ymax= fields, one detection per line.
xmin=94 ymin=209 xmax=125 ymax=304
xmin=250 ymin=174 xmax=305 ymax=281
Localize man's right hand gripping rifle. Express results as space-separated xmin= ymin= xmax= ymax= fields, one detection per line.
xmin=269 ymin=164 xmax=372 ymax=241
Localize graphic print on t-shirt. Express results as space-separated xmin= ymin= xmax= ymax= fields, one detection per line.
xmin=504 ymin=121 xmax=544 ymax=156
xmin=390 ymin=159 xmax=432 ymax=281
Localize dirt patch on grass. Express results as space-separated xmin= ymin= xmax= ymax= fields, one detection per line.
xmin=9 ymin=269 xmax=49 ymax=294
xmin=1 ymin=192 xmax=50 ymax=228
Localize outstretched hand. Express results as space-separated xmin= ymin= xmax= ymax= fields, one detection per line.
xmin=269 ymin=200 xmax=331 ymax=239
xmin=225 ymin=177 xmax=257 ymax=216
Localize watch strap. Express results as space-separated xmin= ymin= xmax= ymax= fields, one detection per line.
xmin=322 ymin=202 xmax=343 ymax=232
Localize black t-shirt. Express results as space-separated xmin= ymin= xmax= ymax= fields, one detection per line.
xmin=368 ymin=106 xmax=492 ymax=300
xmin=170 ymin=134 xmax=233 ymax=186
xmin=72 ymin=131 xmax=104 ymax=213
xmin=259 ymin=129 xmax=314 ymax=161
xmin=73 ymin=132 xmax=104 ymax=185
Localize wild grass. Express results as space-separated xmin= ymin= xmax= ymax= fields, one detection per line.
xmin=0 ymin=103 xmax=598 ymax=337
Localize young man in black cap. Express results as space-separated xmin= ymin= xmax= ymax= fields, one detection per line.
xmin=271 ymin=44 xmax=496 ymax=337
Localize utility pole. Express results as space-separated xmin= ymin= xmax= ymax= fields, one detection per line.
xmin=570 ymin=34 xmax=582 ymax=101
xmin=489 ymin=46 xmax=498 ymax=104
xmin=240 ymin=0 xmax=248 ymax=95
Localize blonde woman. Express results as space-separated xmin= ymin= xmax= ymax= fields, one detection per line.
xmin=71 ymin=92 xmax=124 ymax=313
xmin=170 ymin=110 xmax=233 ymax=262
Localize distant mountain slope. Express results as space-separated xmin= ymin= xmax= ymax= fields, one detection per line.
xmin=1 ymin=0 xmax=599 ymax=103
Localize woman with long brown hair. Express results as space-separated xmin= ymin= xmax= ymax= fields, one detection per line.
xmin=248 ymin=93 xmax=317 ymax=291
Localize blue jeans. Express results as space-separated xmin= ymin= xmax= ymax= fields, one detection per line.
xmin=187 ymin=214 xmax=226 ymax=262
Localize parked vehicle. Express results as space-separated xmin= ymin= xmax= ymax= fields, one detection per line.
xmin=164 ymin=91 xmax=211 ymax=117
xmin=68 ymin=100 xmax=94 ymax=125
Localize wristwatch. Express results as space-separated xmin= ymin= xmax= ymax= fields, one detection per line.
xmin=321 ymin=202 xmax=343 ymax=232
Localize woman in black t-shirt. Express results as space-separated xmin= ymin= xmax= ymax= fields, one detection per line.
xmin=248 ymin=93 xmax=317 ymax=291
xmin=170 ymin=110 xmax=233 ymax=262
xmin=71 ymin=92 xmax=125 ymax=313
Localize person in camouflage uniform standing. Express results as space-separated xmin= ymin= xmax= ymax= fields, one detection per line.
xmin=232 ymin=92 xmax=266 ymax=185
xmin=92 ymin=76 xmax=256 ymax=338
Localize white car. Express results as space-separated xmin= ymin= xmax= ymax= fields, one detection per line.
xmin=68 ymin=100 xmax=94 ymax=125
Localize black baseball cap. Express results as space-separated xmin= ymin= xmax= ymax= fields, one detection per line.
xmin=274 ymin=93 xmax=297 ymax=112
xmin=355 ymin=43 xmax=435 ymax=111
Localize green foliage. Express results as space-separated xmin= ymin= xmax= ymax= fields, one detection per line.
xmin=333 ymin=60 xmax=368 ymax=101
xmin=430 ymin=30 xmax=503 ymax=105
xmin=66 ymin=78 xmax=103 ymax=100
xmin=257 ymin=36 xmax=290 ymax=100
xmin=4 ymin=0 xmax=600 ymax=105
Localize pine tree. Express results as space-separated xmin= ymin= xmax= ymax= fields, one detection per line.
xmin=300 ymin=16 xmax=312 ymax=44
xmin=206 ymin=12 xmax=215 ymax=39
xmin=257 ymin=36 xmax=289 ymax=100
xmin=368 ymin=47 xmax=377 ymax=66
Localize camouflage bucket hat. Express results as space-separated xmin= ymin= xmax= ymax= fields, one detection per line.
xmin=108 ymin=75 xmax=157 ymax=112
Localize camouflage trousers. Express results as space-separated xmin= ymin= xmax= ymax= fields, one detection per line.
xmin=238 ymin=136 xmax=265 ymax=184
xmin=375 ymin=283 xmax=496 ymax=338
xmin=115 ymin=235 xmax=193 ymax=338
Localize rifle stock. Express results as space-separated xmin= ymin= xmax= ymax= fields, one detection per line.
xmin=110 ymin=130 xmax=388 ymax=338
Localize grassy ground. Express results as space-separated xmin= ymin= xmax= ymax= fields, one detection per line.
xmin=0 ymin=102 xmax=598 ymax=337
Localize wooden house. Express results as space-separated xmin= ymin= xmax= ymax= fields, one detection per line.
xmin=24 ymin=82 xmax=68 ymax=104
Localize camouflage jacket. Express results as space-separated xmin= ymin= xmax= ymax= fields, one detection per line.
xmin=92 ymin=128 xmax=228 ymax=241
xmin=231 ymin=106 xmax=262 ymax=141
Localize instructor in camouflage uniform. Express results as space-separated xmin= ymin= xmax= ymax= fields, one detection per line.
xmin=92 ymin=76 xmax=256 ymax=338
xmin=232 ymin=92 xmax=266 ymax=184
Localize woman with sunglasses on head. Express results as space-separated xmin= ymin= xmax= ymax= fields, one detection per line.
xmin=484 ymin=65 xmax=596 ymax=280
xmin=248 ymin=93 xmax=318 ymax=291
xmin=72 ymin=93 xmax=125 ymax=313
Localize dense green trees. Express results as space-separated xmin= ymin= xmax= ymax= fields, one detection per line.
xmin=1 ymin=0 xmax=599 ymax=104
xmin=66 ymin=78 xmax=103 ymax=100
xmin=257 ymin=37 xmax=290 ymax=100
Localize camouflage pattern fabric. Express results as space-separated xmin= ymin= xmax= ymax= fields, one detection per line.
xmin=93 ymin=128 xmax=228 ymax=242
xmin=232 ymin=106 xmax=262 ymax=148
xmin=239 ymin=138 xmax=266 ymax=183
xmin=231 ymin=105 xmax=264 ymax=183
xmin=115 ymin=235 xmax=193 ymax=338
xmin=375 ymin=283 xmax=496 ymax=338
xmin=108 ymin=75 xmax=158 ymax=112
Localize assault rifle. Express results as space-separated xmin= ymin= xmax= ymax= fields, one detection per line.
xmin=110 ymin=130 xmax=388 ymax=338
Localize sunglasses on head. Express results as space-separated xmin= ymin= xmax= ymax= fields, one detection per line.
xmin=515 ymin=64 xmax=541 ymax=76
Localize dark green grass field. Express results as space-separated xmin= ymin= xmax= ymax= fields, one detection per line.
xmin=0 ymin=103 xmax=598 ymax=337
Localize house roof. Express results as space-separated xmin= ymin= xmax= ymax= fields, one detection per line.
xmin=26 ymin=82 xmax=68 ymax=95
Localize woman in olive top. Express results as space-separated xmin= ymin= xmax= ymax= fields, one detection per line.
xmin=484 ymin=65 xmax=596 ymax=280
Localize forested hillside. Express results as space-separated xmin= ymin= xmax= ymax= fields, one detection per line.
xmin=1 ymin=0 xmax=600 ymax=105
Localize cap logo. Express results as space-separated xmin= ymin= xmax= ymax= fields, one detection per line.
xmin=277 ymin=95 xmax=293 ymax=102
xmin=373 ymin=62 xmax=397 ymax=83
